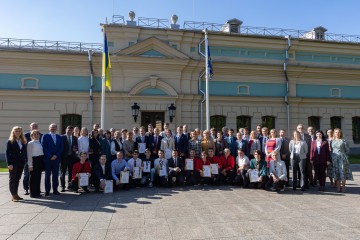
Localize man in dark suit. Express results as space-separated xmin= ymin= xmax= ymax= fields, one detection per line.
xmin=279 ymin=129 xmax=291 ymax=186
xmin=24 ymin=122 xmax=42 ymax=195
xmin=235 ymin=132 xmax=249 ymax=158
xmin=259 ymin=127 xmax=269 ymax=158
xmin=226 ymin=129 xmax=237 ymax=158
xmin=101 ymin=130 xmax=112 ymax=164
xmin=297 ymin=124 xmax=313 ymax=188
xmin=42 ymin=123 xmax=64 ymax=196
xmin=94 ymin=155 xmax=112 ymax=192
xmin=174 ymin=126 xmax=188 ymax=158
xmin=168 ymin=150 xmax=185 ymax=187
xmin=150 ymin=128 xmax=162 ymax=158
xmin=60 ymin=125 xmax=78 ymax=192
xmin=134 ymin=126 xmax=150 ymax=159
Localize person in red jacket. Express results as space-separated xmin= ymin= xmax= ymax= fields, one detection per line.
xmin=195 ymin=151 xmax=211 ymax=185
xmin=72 ymin=152 xmax=91 ymax=193
xmin=219 ymin=148 xmax=236 ymax=184
xmin=207 ymin=148 xmax=221 ymax=185
xmin=310 ymin=130 xmax=330 ymax=191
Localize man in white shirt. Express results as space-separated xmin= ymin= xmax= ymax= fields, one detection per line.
xmin=127 ymin=150 xmax=142 ymax=187
xmin=150 ymin=150 xmax=168 ymax=187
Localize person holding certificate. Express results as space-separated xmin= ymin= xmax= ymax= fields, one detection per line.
xmin=127 ymin=150 xmax=143 ymax=187
xmin=207 ymin=148 xmax=221 ymax=185
xmin=184 ymin=149 xmax=199 ymax=185
xmin=71 ymin=152 xmax=91 ymax=193
xmin=248 ymin=150 xmax=268 ymax=189
xmin=94 ymin=155 xmax=112 ymax=192
xmin=167 ymin=150 xmax=185 ymax=187
xmin=219 ymin=148 xmax=236 ymax=184
xmin=194 ymin=151 xmax=212 ymax=185
xmin=233 ymin=149 xmax=250 ymax=188
xmin=134 ymin=126 xmax=150 ymax=159
xmin=151 ymin=150 xmax=169 ymax=187
xmin=141 ymin=149 xmax=154 ymax=186
xmin=267 ymin=151 xmax=288 ymax=192
xmin=111 ymin=151 xmax=130 ymax=190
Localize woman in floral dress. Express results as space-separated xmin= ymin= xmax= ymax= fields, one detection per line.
xmin=331 ymin=128 xmax=353 ymax=193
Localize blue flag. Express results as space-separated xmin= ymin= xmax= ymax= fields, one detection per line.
xmin=206 ymin=40 xmax=213 ymax=77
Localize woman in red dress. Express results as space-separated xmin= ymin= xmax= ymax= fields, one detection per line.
xmin=264 ymin=129 xmax=282 ymax=168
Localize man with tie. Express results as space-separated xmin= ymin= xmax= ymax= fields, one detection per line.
xmin=235 ymin=132 xmax=249 ymax=158
xmin=175 ymin=126 xmax=188 ymax=158
xmin=227 ymin=129 xmax=237 ymax=158
xmin=94 ymin=154 xmax=112 ymax=192
xmin=167 ymin=150 xmax=184 ymax=187
xmin=259 ymin=127 xmax=269 ymax=158
xmin=42 ymin=123 xmax=64 ymax=196
xmin=279 ymin=129 xmax=291 ymax=186
xmin=101 ymin=130 xmax=112 ymax=164
xmin=297 ymin=124 xmax=313 ymax=188
xmin=150 ymin=128 xmax=162 ymax=158
xmin=135 ymin=126 xmax=150 ymax=159
xmin=60 ymin=125 xmax=78 ymax=192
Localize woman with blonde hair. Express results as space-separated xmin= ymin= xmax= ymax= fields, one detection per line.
xmin=331 ymin=128 xmax=353 ymax=192
xmin=6 ymin=126 xmax=27 ymax=202
xmin=289 ymin=130 xmax=308 ymax=191
xmin=201 ymin=130 xmax=215 ymax=154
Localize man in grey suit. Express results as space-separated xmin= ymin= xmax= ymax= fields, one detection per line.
xmin=279 ymin=129 xmax=291 ymax=186
xmin=296 ymin=124 xmax=313 ymax=189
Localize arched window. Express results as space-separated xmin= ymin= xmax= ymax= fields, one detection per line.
xmin=21 ymin=77 xmax=39 ymax=89
xmin=61 ymin=114 xmax=82 ymax=134
xmin=261 ymin=116 xmax=275 ymax=130
xmin=210 ymin=115 xmax=226 ymax=131
xmin=237 ymin=116 xmax=251 ymax=130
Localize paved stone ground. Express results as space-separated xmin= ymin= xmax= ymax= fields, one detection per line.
xmin=0 ymin=166 xmax=359 ymax=240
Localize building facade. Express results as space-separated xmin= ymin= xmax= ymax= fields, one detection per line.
xmin=1 ymin=15 xmax=360 ymax=155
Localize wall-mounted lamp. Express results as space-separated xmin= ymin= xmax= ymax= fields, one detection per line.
xmin=131 ymin=102 xmax=140 ymax=122
xmin=168 ymin=103 xmax=176 ymax=123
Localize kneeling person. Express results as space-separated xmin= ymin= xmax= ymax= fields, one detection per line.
xmin=267 ymin=151 xmax=287 ymax=192
xmin=94 ymin=155 xmax=112 ymax=192
xmin=72 ymin=152 xmax=91 ymax=193
xmin=111 ymin=151 xmax=130 ymax=190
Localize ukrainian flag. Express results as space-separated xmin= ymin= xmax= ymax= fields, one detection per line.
xmin=102 ymin=28 xmax=111 ymax=91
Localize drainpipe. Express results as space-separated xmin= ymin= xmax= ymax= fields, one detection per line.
xmin=88 ymin=50 xmax=94 ymax=130
xmin=284 ymin=36 xmax=291 ymax=134
xmin=198 ymin=71 xmax=206 ymax=130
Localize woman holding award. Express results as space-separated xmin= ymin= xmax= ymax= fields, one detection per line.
xmin=248 ymin=150 xmax=268 ymax=189
xmin=194 ymin=151 xmax=212 ymax=185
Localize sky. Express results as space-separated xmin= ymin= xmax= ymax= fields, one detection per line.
xmin=2 ymin=0 xmax=360 ymax=44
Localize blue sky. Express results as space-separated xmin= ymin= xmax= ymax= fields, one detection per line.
xmin=2 ymin=0 xmax=360 ymax=43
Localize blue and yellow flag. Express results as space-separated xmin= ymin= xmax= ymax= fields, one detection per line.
xmin=102 ymin=28 xmax=111 ymax=91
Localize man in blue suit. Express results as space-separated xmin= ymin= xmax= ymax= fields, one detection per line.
xmin=42 ymin=123 xmax=63 ymax=196
xmin=227 ymin=129 xmax=237 ymax=158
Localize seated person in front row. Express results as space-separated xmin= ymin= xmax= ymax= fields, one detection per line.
xmin=184 ymin=149 xmax=200 ymax=185
xmin=127 ymin=150 xmax=143 ymax=187
xmin=111 ymin=151 xmax=130 ymax=190
xmin=247 ymin=150 xmax=268 ymax=189
xmin=194 ymin=151 xmax=212 ymax=185
xmin=207 ymin=148 xmax=221 ymax=185
xmin=150 ymin=150 xmax=168 ymax=187
xmin=267 ymin=151 xmax=287 ymax=192
xmin=219 ymin=148 xmax=236 ymax=184
xmin=233 ymin=149 xmax=250 ymax=188
xmin=140 ymin=148 xmax=154 ymax=187
xmin=168 ymin=150 xmax=184 ymax=187
xmin=71 ymin=152 xmax=91 ymax=193
xmin=94 ymin=154 xmax=112 ymax=192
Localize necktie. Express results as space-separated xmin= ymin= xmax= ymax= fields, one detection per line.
xmin=174 ymin=158 xmax=177 ymax=166
xmin=103 ymin=166 xmax=105 ymax=175
xmin=52 ymin=134 xmax=56 ymax=144
xmin=68 ymin=136 xmax=72 ymax=155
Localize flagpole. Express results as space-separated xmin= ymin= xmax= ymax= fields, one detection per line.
xmin=204 ymin=29 xmax=210 ymax=130
xmin=100 ymin=28 xmax=106 ymax=129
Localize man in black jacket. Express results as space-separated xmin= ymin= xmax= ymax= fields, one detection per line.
xmin=94 ymin=155 xmax=112 ymax=192
xmin=167 ymin=150 xmax=185 ymax=187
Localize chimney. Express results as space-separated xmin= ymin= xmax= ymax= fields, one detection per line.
xmin=222 ymin=18 xmax=243 ymax=33
xmin=304 ymin=26 xmax=327 ymax=40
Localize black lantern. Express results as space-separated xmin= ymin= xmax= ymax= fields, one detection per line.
xmin=131 ymin=103 xmax=140 ymax=122
xmin=168 ymin=103 xmax=176 ymax=123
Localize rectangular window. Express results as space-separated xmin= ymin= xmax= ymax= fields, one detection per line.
xmin=352 ymin=117 xmax=360 ymax=144
xmin=237 ymin=116 xmax=251 ymax=130
xmin=261 ymin=116 xmax=275 ymax=130
xmin=210 ymin=115 xmax=226 ymax=132
xmin=308 ymin=116 xmax=320 ymax=131
xmin=330 ymin=116 xmax=341 ymax=130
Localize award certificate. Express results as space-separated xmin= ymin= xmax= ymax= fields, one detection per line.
xmin=143 ymin=161 xmax=151 ymax=173
xmin=185 ymin=159 xmax=194 ymax=170
xmin=104 ymin=180 xmax=113 ymax=193
xmin=138 ymin=143 xmax=146 ymax=154
xmin=203 ymin=165 xmax=211 ymax=177
xmin=210 ymin=164 xmax=219 ymax=175
xmin=120 ymin=171 xmax=130 ymax=184
xmin=133 ymin=166 xmax=142 ymax=179
xmin=165 ymin=148 xmax=172 ymax=159
xmin=249 ymin=169 xmax=259 ymax=182
xmin=159 ymin=165 xmax=167 ymax=177
xmin=79 ymin=173 xmax=89 ymax=187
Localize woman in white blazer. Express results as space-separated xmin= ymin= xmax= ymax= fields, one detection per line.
xmin=289 ymin=130 xmax=308 ymax=191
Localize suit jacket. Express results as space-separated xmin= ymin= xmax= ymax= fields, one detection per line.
xmin=174 ymin=134 xmax=188 ymax=155
xmin=149 ymin=135 xmax=162 ymax=153
xmin=61 ymin=134 xmax=78 ymax=159
xmin=234 ymin=139 xmax=249 ymax=158
xmin=289 ymin=140 xmax=308 ymax=160
xmin=310 ymin=140 xmax=330 ymax=165
xmin=279 ymin=137 xmax=290 ymax=160
xmin=227 ymin=136 xmax=237 ymax=157
xmin=94 ymin=163 xmax=112 ymax=181
xmin=5 ymin=140 xmax=26 ymax=167
xmin=25 ymin=132 xmax=43 ymax=143
xmin=168 ymin=157 xmax=184 ymax=172
xmin=302 ymin=133 xmax=312 ymax=158
xmin=101 ymin=138 xmax=112 ymax=163
xmin=134 ymin=135 xmax=150 ymax=151
xmin=42 ymin=133 xmax=64 ymax=161
xmin=269 ymin=160 xmax=288 ymax=181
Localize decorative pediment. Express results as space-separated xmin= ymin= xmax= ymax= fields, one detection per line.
xmin=129 ymin=75 xmax=178 ymax=97
xmin=116 ymin=37 xmax=189 ymax=59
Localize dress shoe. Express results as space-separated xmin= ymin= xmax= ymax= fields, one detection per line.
xmin=301 ymin=188 xmax=306 ymax=192
xmin=12 ymin=196 xmax=19 ymax=202
xmin=16 ymin=195 xmax=24 ymax=200
xmin=61 ymin=188 xmax=66 ymax=192
xmin=45 ymin=192 xmax=50 ymax=196
xmin=24 ymin=190 xmax=29 ymax=195
xmin=30 ymin=194 xmax=42 ymax=198
xmin=53 ymin=191 xmax=61 ymax=195
xmin=85 ymin=189 xmax=90 ymax=193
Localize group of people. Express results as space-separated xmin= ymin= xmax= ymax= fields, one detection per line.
xmin=5 ymin=122 xmax=354 ymax=202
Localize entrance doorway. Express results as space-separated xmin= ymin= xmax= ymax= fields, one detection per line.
xmin=141 ymin=112 xmax=165 ymax=131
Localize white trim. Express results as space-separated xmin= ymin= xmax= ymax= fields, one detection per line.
xmin=330 ymin=88 xmax=341 ymax=97
xmin=21 ymin=77 xmax=39 ymax=89
xmin=237 ymin=85 xmax=250 ymax=95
